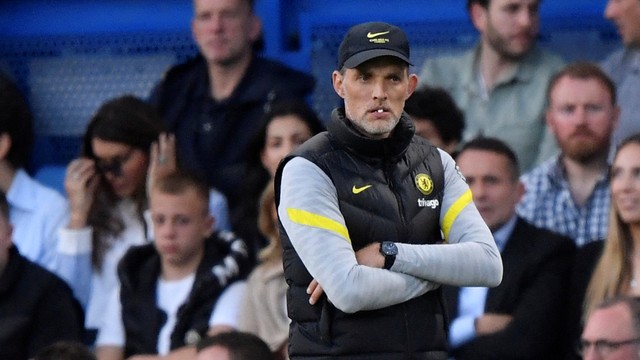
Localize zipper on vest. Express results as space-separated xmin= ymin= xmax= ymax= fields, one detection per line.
xmin=384 ymin=163 xmax=407 ymax=239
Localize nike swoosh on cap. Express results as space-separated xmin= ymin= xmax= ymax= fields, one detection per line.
xmin=366 ymin=31 xmax=390 ymax=39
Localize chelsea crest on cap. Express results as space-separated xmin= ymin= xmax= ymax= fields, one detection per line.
xmin=338 ymin=21 xmax=411 ymax=69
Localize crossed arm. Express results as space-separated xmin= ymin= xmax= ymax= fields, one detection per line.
xmin=278 ymin=152 xmax=502 ymax=313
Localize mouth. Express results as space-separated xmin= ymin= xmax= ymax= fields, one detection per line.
xmin=369 ymin=107 xmax=389 ymax=114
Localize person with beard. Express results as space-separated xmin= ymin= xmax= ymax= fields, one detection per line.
xmin=418 ymin=0 xmax=564 ymax=173
xmin=276 ymin=21 xmax=503 ymax=359
xmin=516 ymin=62 xmax=619 ymax=247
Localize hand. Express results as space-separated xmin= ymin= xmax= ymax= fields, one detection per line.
xmin=475 ymin=313 xmax=513 ymax=335
xmin=307 ymin=279 xmax=325 ymax=305
xmin=65 ymin=157 xmax=99 ymax=228
xmin=306 ymin=242 xmax=385 ymax=305
xmin=147 ymin=133 xmax=177 ymax=195
xmin=207 ymin=324 xmax=235 ymax=336
xmin=355 ymin=242 xmax=385 ymax=268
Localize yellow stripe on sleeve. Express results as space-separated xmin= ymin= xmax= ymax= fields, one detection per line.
xmin=442 ymin=189 xmax=473 ymax=242
xmin=287 ymin=208 xmax=351 ymax=244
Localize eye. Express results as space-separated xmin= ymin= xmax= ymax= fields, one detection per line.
xmin=585 ymin=104 xmax=604 ymax=114
xmin=176 ymin=215 xmax=191 ymax=226
xmin=357 ymin=73 xmax=370 ymax=81
xmin=152 ymin=215 xmax=165 ymax=226
xmin=266 ymin=138 xmax=283 ymax=149
xmin=557 ymin=105 xmax=574 ymax=115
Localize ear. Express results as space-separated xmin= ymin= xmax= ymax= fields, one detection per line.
xmin=611 ymin=104 xmax=620 ymax=131
xmin=191 ymin=17 xmax=198 ymax=44
xmin=405 ymin=73 xmax=419 ymax=100
xmin=204 ymin=214 xmax=215 ymax=239
xmin=332 ymin=70 xmax=346 ymax=99
xmin=515 ymin=180 xmax=525 ymax=203
xmin=470 ymin=3 xmax=488 ymax=33
xmin=0 ymin=133 xmax=12 ymax=161
xmin=248 ymin=14 xmax=262 ymax=43
xmin=544 ymin=108 xmax=554 ymax=129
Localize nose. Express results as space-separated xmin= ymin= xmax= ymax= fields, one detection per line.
xmin=582 ymin=346 xmax=600 ymax=360
xmin=157 ymin=220 xmax=177 ymax=239
xmin=208 ymin=13 xmax=224 ymax=32
xmin=517 ymin=9 xmax=534 ymax=28
xmin=604 ymin=0 xmax=615 ymax=20
xmin=571 ymin=106 xmax=590 ymax=125
xmin=372 ymin=80 xmax=388 ymax=101
xmin=282 ymin=140 xmax=296 ymax=158
xmin=469 ymin=182 xmax=485 ymax=201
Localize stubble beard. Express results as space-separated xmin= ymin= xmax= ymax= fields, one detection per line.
xmin=561 ymin=137 xmax=610 ymax=164
xmin=350 ymin=116 xmax=400 ymax=139
xmin=486 ymin=26 xmax=534 ymax=62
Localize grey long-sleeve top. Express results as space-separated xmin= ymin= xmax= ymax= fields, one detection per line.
xmin=278 ymin=149 xmax=503 ymax=314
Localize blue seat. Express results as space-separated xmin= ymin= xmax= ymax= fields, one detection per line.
xmin=34 ymin=164 xmax=67 ymax=196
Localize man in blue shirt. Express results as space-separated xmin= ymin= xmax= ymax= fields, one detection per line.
xmin=449 ymin=136 xmax=575 ymax=359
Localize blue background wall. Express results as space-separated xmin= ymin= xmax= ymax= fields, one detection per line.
xmin=0 ymin=0 xmax=621 ymax=176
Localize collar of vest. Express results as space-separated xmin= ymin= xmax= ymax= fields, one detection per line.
xmin=329 ymin=108 xmax=415 ymax=159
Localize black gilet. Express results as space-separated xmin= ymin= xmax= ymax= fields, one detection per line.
xmin=118 ymin=232 xmax=248 ymax=357
xmin=275 ymin=109 xmax=448 ymax=360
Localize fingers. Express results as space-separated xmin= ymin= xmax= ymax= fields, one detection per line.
xmin=65 ymin=158 xmax=96 ymax=187
xmin=307 ymin=279 xmax=325 ymax=305
xmin=147 ymin=133 xmax=177 ymax=195
xmin=155 ymin=132 xmax=176 ymax=166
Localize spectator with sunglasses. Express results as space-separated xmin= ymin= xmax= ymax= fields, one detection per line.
xmin=62 ymin=95 xmax=166 ymax=343
xmin=61 ymin=95 xmax=242 ymax=345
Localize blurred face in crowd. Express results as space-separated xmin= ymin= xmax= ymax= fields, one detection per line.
xmin=581 ymin=302 xmax=640 ymax=360
xmin=150 ymin=187 xmax=213 ymax=272
xmin=456 ymin=149 xmax=524 ymax=231
xmin=604 ymin=0 xmax=640 ymax=47
xmin=611 ymin=141 xmax=640 ymax=228
xmin=91 ymin=138 xmax=148 ymax=198
xmin=546 ymin=76 xmax=619 ymax=164
xmin=412 ymin=117 xmax=459 ymax=155
xmin=192 ymin=0 xmax=261 ymax=66
xmin=471 ymin=0 xmax=540 ymax=60
xmin=261 ymin=115 xmax=314 ymax=177
xmin=333 ymin=57 xmax=418 ymax=139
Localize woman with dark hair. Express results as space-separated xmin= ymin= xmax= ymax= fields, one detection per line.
xmin=232 ymin=100 xmax=324 ymax=261
xmin=60 ymin=95 xmax=166 ymax=341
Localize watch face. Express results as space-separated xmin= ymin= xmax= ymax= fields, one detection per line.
xmin=382 ymin=241 xmax=398 ymax=256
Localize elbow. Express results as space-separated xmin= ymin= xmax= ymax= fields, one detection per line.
xmin=328 ymin=289 xmax=365 ymax=314
xmin=486 ymin=255 xmax=503 ymax=287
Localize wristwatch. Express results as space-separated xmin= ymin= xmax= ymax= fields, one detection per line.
xmin=379 ymin=241 xmax=398 ymax=270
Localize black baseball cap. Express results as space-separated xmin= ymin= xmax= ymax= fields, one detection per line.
xmin=338 ymin=21 xmax=412 ymax=69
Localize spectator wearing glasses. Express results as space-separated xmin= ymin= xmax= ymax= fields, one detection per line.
xmin=579 ymin=296 xmax=640 ymax=360
xmin=61 ymin=95 xmax=166 ymax=343
xmin=61 ymin=95 xmax=241 ymax=345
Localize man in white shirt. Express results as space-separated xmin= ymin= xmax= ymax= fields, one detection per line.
xmin=96 ymin=171 xmax=248 ymax=360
